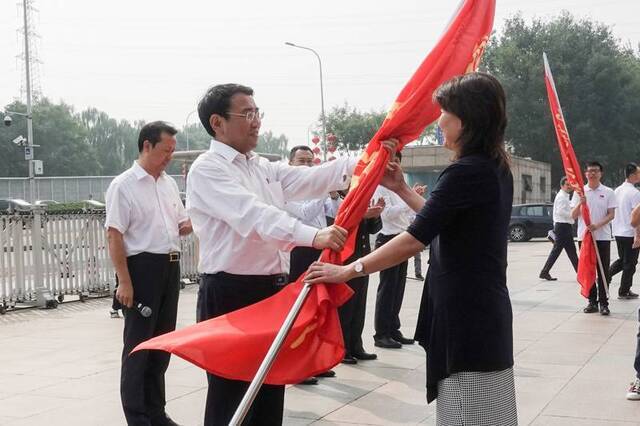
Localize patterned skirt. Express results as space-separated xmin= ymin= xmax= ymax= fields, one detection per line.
xmin=436 ymin=368 xmax=517 ymax=426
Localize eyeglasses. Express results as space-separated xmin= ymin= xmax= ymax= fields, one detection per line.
xmin=585 ymin=169 xmax=601 ymax=174
xmin=227 ymin=109 xmax=264 ymax=122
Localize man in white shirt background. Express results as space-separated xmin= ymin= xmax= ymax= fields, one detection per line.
xmin=186 ymin=83 xmax=397 ymax=425
xmin=571 ymin=161 xmax=617 ymax=316
xmin=285 ymin=145 xmax=342 ymax=284
xmin=372 ymin=151 xmax=416 ymax=349
xmin=284 ymin=144 xmax=342 ymax=385
xmin=610 ymin=162 xmax=640 ymax=299
xmin=540 ymin=177 xmax=579 ymax=280
xmin=105 ymin=121 xmax=193 ymax=426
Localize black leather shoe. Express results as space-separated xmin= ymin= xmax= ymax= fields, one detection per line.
xmin=600 ymin=305 xmax=610 ymax=316
xmin=539 ymin=271 xmax=557 ymax=281
xmin=316 ymin=370 xmax=336 ymax=378
xmin=341 ymin=355 xmax=358 ymax=364
xmin=353 ymin=351 xmax=377 ymax=360
xmin=374 ymin=336 xmax=402 ymax=349
xmin=151 ymin=414 xmax=181 ymax=426
xmin=299 ymin=377 xmax=319 ymax=385
xmin=619 ymin=291 xmax=639 ymax=299
xmin=391 ymin=333 xmax=415 ymax=345
xmin=583 ymin=303 xmax=599 ymax=313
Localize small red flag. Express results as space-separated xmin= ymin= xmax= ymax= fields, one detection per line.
xmin=134 ymin=0 xmax=496 ymax=384
xmin=543 ymin=53 xmax=596 ymax=297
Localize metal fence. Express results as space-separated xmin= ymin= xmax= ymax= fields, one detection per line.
xmin=0 ymin=210 xmax=198 ymax=313
xmin=0 ymin=175 xmax=187 ymax=203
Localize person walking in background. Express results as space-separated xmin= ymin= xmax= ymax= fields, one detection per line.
xmin=539 ymin=176 xmax=578 ymax=280
xmin=610 ymin=162 xmax=640 ymax=299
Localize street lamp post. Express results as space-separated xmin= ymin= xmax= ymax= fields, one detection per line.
xmin=184 ymin=109 xmax=197 ymax=151
xmin=285 ymin=42 xmax=327 ymax=161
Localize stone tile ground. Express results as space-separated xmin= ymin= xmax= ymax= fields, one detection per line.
xmin=1 ymin=240 xmax=639 ymax=425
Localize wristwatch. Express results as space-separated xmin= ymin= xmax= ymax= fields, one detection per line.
xmin=353 ymin=260 xmax=365 ymax=276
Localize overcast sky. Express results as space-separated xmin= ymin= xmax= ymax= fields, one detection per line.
xmin=1 ymin=0 xmax=638 ymax=147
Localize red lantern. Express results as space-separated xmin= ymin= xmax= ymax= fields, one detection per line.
xmin=311 ymin=136 xmax=320 ymax=144
xmin=328 ymin=144 xmax=337 ymax=153
xmin=327 ymin=133 xmax=337 ymax=143
xmin=312 ymin=157 xmax=321 ymax=165
xmin=328 ymin=156 xmax=336 ymax=161
xmin=312 ymin=146 xmax=321 ymax=155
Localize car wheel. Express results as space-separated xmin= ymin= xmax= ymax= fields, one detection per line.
xmin=509 ymin=225 xmax=527 ymax=242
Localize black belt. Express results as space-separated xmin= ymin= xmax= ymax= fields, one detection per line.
xmin=130 ymin=251 xmax=181 ymax=262
xmin=212 ymin=271 xmax=290 ymax=287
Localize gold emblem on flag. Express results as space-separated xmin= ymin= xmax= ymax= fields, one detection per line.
xmin=465 ymin=36 xmax=489 ymax=74
xmin=290 ymin=321 xmax=318 ymax=349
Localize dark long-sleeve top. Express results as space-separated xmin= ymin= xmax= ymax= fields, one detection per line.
xmin=346 ymin=217 xmax=382 ymax=263
xmin=406 ymin=153 xmax=514 ymax=403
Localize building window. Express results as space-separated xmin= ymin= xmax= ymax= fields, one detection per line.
xmin=540 ymin=176 xmax=546 ymax=193
xmin=522 ymin=175 xmax=533 ymax=192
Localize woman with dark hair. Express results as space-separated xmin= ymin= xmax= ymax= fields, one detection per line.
xmin=306 ymin=72 xmax=517 ymax=425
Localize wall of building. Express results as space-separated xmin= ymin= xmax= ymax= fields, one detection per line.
xmin=400 ymin=145 xmax=552 ymax=204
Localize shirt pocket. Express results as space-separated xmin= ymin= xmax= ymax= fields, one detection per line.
xmin=267 ymin=181 xmax=285 ymax=209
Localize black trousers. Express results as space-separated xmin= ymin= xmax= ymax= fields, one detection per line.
xmin=579 ymin=240 xmax=611 ymax=307
xmin=338 ymin=276 xmax=369 ymax=356
xmin=374 ymin=233 xmax=408 ymax=339
xmin=289 ymin=246 xmax=322 ymax=282
xmin=197 ymin=272 xmax=286 ymax=426
xmin=610 ymin=236 xmax=640 ymax=295
xmin=121 ymin=253 xmax=180 ymax=426
xmin=541 ymin=223 xmax=578 ymax=273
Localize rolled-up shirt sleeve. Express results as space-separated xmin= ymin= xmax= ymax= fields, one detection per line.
xmin=188 ymin=162 xmax=319 ymax=250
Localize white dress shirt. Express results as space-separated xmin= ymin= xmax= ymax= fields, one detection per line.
xmin=553 ymin=189 xmax=574 ymax=224
xmin=571 ymin=183 xmax=617 ymax=241
xmin=612 ymin=182 xmax=640 ymax=237
xmin=186 ymin=139 xmax=356 ymax=275
xmin=374 ymin=186 xmax=412 ymax=235
xmin=105 ymin=161 xmax=188 ymax=257
xmin=285 ymin=197 xmax=342 ymax=229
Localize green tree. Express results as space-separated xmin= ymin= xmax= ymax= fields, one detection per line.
xmin=257 ymin=131 xmax=289 ymax=157
xmin=322 ymin=104 xmax=386 ymax=152
xmin=0 ymin=99 xmax=101 ymax=177
xmin=482 ymin=13 xmax=640 ymax=186
xmin=80 ymin=108 xmax=140 ymax=175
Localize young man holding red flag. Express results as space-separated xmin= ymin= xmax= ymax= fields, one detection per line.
xmin=571 ymin=161 xmax=617 ymax=315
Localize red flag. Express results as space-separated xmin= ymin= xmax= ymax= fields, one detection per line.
xmin=543 ymin=53 xmax=596 ymax=297
xmin=134 ymin=0 xmax=496 ymax=385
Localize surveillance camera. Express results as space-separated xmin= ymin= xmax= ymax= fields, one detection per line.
xmin=3 ymin=115 xmax=11 ymax=126
xmin=12 ymin=135 xmax=26 ymax=146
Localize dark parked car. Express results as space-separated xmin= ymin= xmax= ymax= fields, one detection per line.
xmin=509 ymin=203 xmax=554 ymax=242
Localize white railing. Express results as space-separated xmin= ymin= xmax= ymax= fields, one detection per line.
xmin=0 ymin=210 xmax=199 ymax=312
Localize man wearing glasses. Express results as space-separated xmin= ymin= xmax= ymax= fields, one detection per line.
xmin=571 ymin=161 xmax=617 ymax=316
xmin=186 ymin=84 xmax=367 ymax=425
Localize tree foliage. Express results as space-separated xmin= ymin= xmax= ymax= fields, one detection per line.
xmin=482 ymin=13 xmax=640 ymax=186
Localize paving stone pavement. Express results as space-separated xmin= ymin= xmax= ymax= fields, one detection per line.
xmin=1 ymin=240 xmax=640 ymax=425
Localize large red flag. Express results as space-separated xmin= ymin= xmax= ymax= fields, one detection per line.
xmin=134 ymin=0 xmax=496 ymax=385
xmin=543 ymin=53 xmax=596 ymax=297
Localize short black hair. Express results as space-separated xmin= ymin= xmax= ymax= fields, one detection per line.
xmin=585 ymin=161 xmax=603 ymax=172
xmin=289 ymin=145 xmax=313 ymax=161
xmin=137 ymin=121 xmax=177 ymax=152
xmin=198 ymin=84 xmax=254 ymax=137
xmin=625 ymin=162 xmax=639 ymax=178
xmin=560 ymin=176 xmax=568 ymax=187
